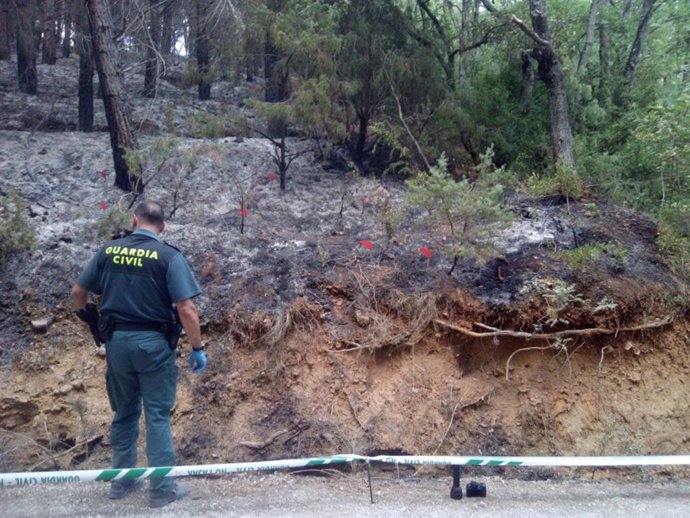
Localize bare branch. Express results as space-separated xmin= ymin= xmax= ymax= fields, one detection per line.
xmin=383 ymin=67 xmax=432 ymax=171
xmin=511 ymin=14 xmax=551 ymax=48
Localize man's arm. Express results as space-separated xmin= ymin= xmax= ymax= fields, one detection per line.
xmin=176 ymin=297 xmax=202 ymax=349
xmin=72 ymin=284 xmax=88 ymax=310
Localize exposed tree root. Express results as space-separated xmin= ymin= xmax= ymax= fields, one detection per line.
xmin=434 ymin=316 xmax=673 ymax=341
xmin=239 ymin=429 xmax=290 ymax=450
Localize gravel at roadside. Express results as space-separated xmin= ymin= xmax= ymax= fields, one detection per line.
xmin=2 ymin=471 xmax=690 ymax=517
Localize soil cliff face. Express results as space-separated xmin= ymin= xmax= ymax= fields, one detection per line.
xmin=1 ymin=57 xmax=688 ymax=475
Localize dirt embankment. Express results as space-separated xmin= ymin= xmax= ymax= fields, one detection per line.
xmin=1 ymin=55 xmax=689 ymax=477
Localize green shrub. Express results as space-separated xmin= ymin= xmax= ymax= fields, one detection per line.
xmin=557 ymin=243 xmax=627 ymax=272
xmin=527 ymin=162 xmax=585 ymax=200
xmin=188 ymin=112 xmax=227 ymax=139
xmin=0 ymin=192 xmax=35 ymax=269
xmin=519 ymin=278 xmax=584 ymax=328
xmin=406 ymin=153 xmax=511 ymax=265
xmin=97 ymin=208 xmax=131 ymax=240
xmin=657 ymin=204 xmax=690 ymax=280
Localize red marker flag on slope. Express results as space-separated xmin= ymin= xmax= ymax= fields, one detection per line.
xmin=359 ymin=240 xmax=373 ymax=251
xmin=419 ymin=247 xmax=432 ymax=259
xmin=99 ymin=200 xmax=107 ymax=211
xmin=99 ymin=170 xmax=108 ymax=181
xmin=239 ymin=207 xmax=248 ymax=218
xmin=267 ymin=173 xmax=276 ymax=182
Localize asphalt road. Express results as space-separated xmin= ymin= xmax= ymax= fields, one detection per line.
xmin=2 ymin=471 xmax=690 ymax=517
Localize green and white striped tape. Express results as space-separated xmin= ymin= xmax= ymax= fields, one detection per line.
xmin=2 ymin=454 xmax=689 ymax=487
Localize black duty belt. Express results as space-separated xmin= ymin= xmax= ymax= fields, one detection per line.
xmin=113 ymin=321 xmax=168 ymax=333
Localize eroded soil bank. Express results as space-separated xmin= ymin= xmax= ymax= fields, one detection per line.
xmin=1 ymin=56 xmax=689 ymax=477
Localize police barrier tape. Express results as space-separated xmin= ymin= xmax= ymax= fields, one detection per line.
xmin=2 ymin=454 xmax=690 ymax=487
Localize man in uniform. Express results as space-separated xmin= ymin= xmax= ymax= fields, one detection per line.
xmin=72 ymin=200 xmax=207 ymax=508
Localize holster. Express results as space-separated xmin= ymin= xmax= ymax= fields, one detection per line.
xmin=165 ymin=309 xmax=183 ymax=350
xmin=76 ymin=303 xmax=102 ymax=347
xmin=97 ymin=314 xmax=115 ymax=343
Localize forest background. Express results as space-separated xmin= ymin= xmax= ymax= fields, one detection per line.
xmin=2 ymin=0 xmax=689 ymax=251
xmin=1 ymin=0 xmax=690 ymax=478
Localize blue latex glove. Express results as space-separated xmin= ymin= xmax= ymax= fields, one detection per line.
xmin=189 ymin=349 xmax=207 ymax=372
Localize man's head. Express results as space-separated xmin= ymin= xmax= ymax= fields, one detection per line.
xmin=133 ymin=200 xmax=166 ymax=233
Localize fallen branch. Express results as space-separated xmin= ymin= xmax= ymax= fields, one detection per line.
xmin=434 ymin=316 xmax=673 ymax=341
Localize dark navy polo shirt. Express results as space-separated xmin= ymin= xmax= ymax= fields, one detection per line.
xmin=77 ymin=229 xmax=202 ymax=323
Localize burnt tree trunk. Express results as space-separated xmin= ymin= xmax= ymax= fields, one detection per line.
xmin=15 ymin=0 xmax=38 ymax=94
xmin=195 ymin=0 xmax=211 ymax=100
xmin=143 ymin=0 xmax=161 ymax=98
xmin=264 ymin=29 xmax=281 ymax=102
xmin=514 ymin=0 xmax=576 ymax=171
xmin=264 ymin=28 xmax=289 ymax=137
xmin=62 ymin=0 xmax=73 ymax=58
xmin=76 ymin=5 xmax=93 ymax=132
xmin=0 ymin=2 xmax=12 ymax=60
xmin=86 ymin=0 xmax=141 ymax=192
xmin=161 ymin=1 xmax=175 ymax=56
xmin=41 ymin=0 xmax=59 ymax=64
xmin=355 ymin=114 xmax=368 ymax=164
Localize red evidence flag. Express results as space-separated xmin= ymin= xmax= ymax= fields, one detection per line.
xmin=99 ymin=170 xmax=108 ymax=181
xmin=419 ymin=247 xmax=432 ymax=259
xmin=360 ymin=240 xmax=373 ymax=250
xmin=99 ymin=200 xmax=107 ymax=211
xmin=239 ymin=207 xmax=248 ymax=218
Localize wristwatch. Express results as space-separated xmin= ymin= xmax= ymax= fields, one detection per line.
xmin=192 ymin=341 xmax=206 ymax=352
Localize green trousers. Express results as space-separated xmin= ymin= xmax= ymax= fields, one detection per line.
xmin=105 ymin=330 xmax=178 ymax=492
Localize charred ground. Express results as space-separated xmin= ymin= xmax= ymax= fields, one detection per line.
xmin=0 ymin=56 xmax=689 ymax=479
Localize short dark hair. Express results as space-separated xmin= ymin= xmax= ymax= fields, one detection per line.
xmin=134 ymin=200 xmax=165 ymax=226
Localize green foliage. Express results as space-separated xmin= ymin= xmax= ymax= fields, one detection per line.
xmin=180 ymin=61 xmax=216 ymax=90
xmin=473 ymin=144 xmax=521 ymax=194
xmin=380 ymin=200 xmax=404 ymax=241
xmin=527 ymin=162 xmax=585 ymax=200
xmin=124 ymin=138 xmax=180 ymax=183
xmin=406 ymin=154 xmax=511 ymax=264
xmin=292 ymin=76 xmax=347 ymax=141
xmin=97 ymin=207 xmax=131 ymax=240
xmin=187 ymin=112 xmax=228 ymax=139
xmin=657 ymin=202 xmax=690 ymax=280
xmin=519 ymin=278 xmax=584 ymax=328
xmin=164 ymin=103 xmax=177 ymax=135
xmin=0 ymin=192 xmax=35 ymax=269
xmin=369 ymin=121 xmax=412 ymax=176
xmin=556 ymin=243 xmax=627 ymax=273
xmin=247 ymin=98 xmax=296 ymax=128
xmin=592 ymin=297 xmax=619 ymax=315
